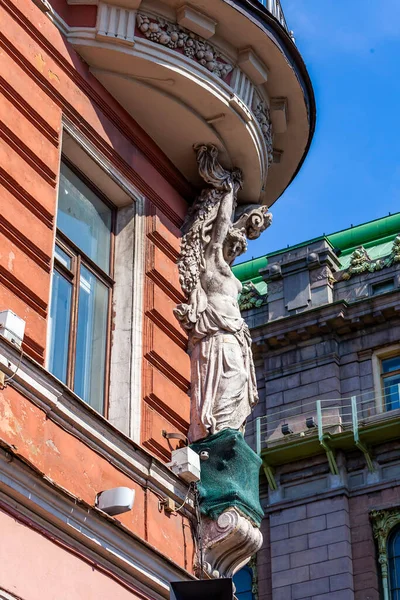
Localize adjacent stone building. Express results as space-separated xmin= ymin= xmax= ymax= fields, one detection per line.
xmin=234 ymin=213 xmax=400 ymax=600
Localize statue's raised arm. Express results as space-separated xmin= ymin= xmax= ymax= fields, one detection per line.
xmin=174 ymin=144 xmax=271 ymax=442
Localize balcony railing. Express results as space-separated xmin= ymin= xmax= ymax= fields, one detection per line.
xmin=255 ymin=387 xmax=400 ymax=489
xmin=258 ymin=0 xmax=290 ymax=33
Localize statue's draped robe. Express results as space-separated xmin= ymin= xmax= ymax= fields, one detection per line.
xmin=188 ymin=303 xmax=258 ymax=443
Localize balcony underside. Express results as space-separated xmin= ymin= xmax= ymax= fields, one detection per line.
xmin=64 ymin=0 xmax=315 ymax=205
xmin=260 ymin=412 xmax=400 ymax=468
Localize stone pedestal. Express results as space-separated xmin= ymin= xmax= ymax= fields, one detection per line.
xmin=191 ymin=429 xmax=264 ymax=578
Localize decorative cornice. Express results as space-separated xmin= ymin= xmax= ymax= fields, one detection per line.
xmin=136 ymin=13 xmax=233 ymax=80
xmin=0 ymin=337 xmax=193 ymax=509
xmin=251 ymin=292 xmax=400 ymax=349
xmin=0 ymin=447 xmax=194 ymax=599
xmin=342 ymin=236 xmax=400 ymax=280
xmin=1 ymin=0 xmax=193 ymax=213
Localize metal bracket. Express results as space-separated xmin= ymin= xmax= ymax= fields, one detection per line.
xmin=319 ymin=436 xmax=339 ymax=476
xmin=317 ymin=400 xmax=339 ymax=476
xmin=263 ymin=462 xmax=277 ymax=491
xmin=351 ymin=396 xmax=375 ymax=472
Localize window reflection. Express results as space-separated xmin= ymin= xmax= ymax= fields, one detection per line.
xmin=48 ymin=161 xmax=113 ymax=414
xmin=74 ymin=266 xmax=108 ymax=413
xmin=58 ymin=162 xmax=112 ymax=273
xmin=48 ymin=270 xmax=72 ymax=383
xmin=382 ymin=357 xmax=400 ymax=411
xmin=389 ymin=525 xmax=400 ymax=599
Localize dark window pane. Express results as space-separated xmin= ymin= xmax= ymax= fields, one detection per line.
xmin=233 ymin=567 xmax=254 ymax=600
xmin=382 ymin=356 xmax=400 ymax=374
xmin=389 ymin=526 xmax=400 ymax=595
xmin=372 ymin=280 xmax=394 ymax=296
xmin=74 ymin=266 xmax=108 ymax=412
xmin=57 ymin=162 xmax=112 ymax=273
xmin=48 ymin=270 xmax=72 ymax=383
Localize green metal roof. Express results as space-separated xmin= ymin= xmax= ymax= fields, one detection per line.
xmin=233 ymin=212 xmax=400 ymax=284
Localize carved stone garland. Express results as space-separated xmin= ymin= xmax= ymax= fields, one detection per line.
xmin=342 ymin=235 xmax=400 ymax=280
xmin=238 ymin=282 xmax=268 ymax=311
xmin=370 ymin=507 xmax=400 ymax=600
xmin=136 ymin=13 xmax=233 ymax=80
xmin=252 ymin=93 xmax=274 ymax=167
xmin=175 ymin=144 xmax=272 ymax=580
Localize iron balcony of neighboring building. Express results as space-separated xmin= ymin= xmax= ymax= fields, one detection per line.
xmin=59 ymin=0 xmax=315 ymax=207
xmin=255 ymin=391 xmax=400 ymax=491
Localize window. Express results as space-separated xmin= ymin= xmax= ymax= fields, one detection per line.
xmin=389 ymin=525 xmax=400 ymax=599
xmin=233 ymin=566 xmax=254 ymax=600
xmin=48 ymin=160 xmax=114 ymax=413
xmin=381 ymin=356 xmax=400 ymax=412
xmin=372 ymin=279 xmax=395 ymax=296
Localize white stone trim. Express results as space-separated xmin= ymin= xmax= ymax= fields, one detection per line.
xmin=62 ymin=117 xmax=141 ymax=203
xmin=0 ymin=449 xmax=193 ymax=598
xmin=61 ymin=118 xmax=146 ymax=444
xmin=0 ymin=590 xmax=22 ymax=600
xmin=372 ymin=344 xmax=400 ymax=414
xmin=130 ymin=196 xmax=146 ymax=442
xmin=96 ymin=3 xmax=136 ymax=46
xmin=0 ymin=338 xmax=193 ymax=510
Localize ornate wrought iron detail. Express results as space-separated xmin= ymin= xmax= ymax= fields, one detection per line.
xmin=342 ymin=236 xmax=400 ymax=280
xmin=136 ymin=13 xmax=233 ymax=80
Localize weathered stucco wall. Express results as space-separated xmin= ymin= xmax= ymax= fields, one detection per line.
xmin=0 ymin=0 xmax=194 ymax=583
xmin=0 ymin=508 xmax=149 ymax=600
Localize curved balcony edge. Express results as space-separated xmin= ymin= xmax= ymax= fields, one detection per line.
xmin=229 ymin=0 xmax=317 ymax=198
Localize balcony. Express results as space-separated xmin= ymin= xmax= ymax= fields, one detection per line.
xmin=61 ymin=0 xmax=315 ymax=207
xmin=257 ymin=0 xmax=289 ymax=33
xmin=255 ymin=389 xmax=400 ymax=489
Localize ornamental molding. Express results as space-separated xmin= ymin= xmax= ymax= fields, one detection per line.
xmin=200 ymin=509 xmax=263 ymax=579
xmin=370 ymin=506 xmax=400 ymax=553
xmin=136 ymin=13 xmax=233 ymax=80
xmin=342 ymin=235 xmax=400 ymax=281
xmin=238 ymin=282 xmax=268 ymax=311
xmin=0 ymin=448 xmax=192 ymax=598
xmin=252 ymin=91 xmax=274 ymax=166
xmin=370 ymin=506 xmax=400 ymax=599
xmin=0 ymin=338 xmax=194 ymax=511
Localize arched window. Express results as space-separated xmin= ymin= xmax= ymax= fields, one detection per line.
xmin=389 ymin=525 xmax=400 ymax=599
xmin=233 ymin=566 xmax=254 ymax=600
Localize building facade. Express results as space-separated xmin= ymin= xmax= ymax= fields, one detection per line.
xmin=234 ymin=214 xmax=400 ymax=600
xmin=0 ymin=0 xmax=314 ymax=598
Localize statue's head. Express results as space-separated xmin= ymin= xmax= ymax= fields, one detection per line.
xmin=223 ymin=228 xmax=247 ymax=265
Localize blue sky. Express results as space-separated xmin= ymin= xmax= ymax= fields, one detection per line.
xmin=237 ymin=0 xmax=400 ymax=263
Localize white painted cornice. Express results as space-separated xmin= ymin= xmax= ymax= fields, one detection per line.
xmin=0 ymin=448 xmax=194 ymax=598
xmin=0 ymin=337 xmax=194 ymax=512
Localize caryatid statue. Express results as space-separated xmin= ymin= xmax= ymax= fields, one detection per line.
xmin=174 ymin=144 xmax=272 ymax=443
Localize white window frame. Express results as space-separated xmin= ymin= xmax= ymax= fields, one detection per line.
xmin=47 ymin=117 xmax=145 ymax=442
xmin=372 ymin=344 xmax=400 ymax=414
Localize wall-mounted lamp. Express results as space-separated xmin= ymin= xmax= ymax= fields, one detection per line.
xmin=281 ymin=424 xmax=293 ymax=436
xmin=96 ymin=487 xmax=135 ymax=516
xmin=306 ymin=416 xmax=317 ymax=429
